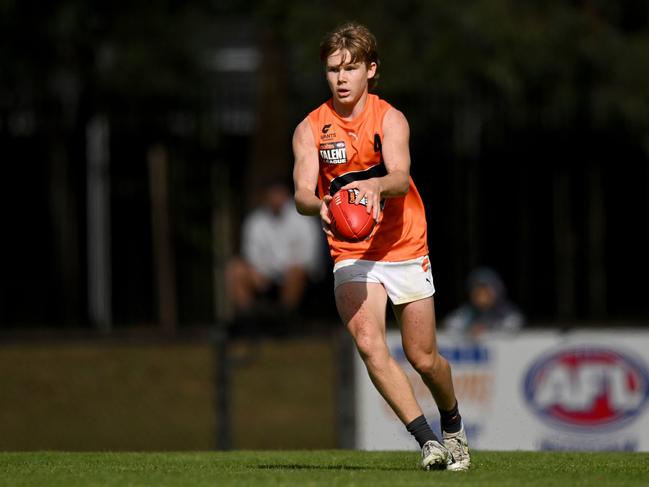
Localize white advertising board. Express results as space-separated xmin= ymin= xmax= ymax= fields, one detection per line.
xmin=355 ymin=330 xmax=649 ymax=451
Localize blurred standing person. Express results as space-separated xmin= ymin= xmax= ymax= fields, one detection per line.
xmin=292 ymin=22 xmax=469 ymax=470
xmin=227 ymin=180 xmax=323 ymax=324
xmin=443 ymin=267 xmax=525 ymax=337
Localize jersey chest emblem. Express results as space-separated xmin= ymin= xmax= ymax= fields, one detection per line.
xmin=319 ymin=141 xmax=347 ymax=165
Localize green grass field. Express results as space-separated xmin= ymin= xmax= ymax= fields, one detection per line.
xmin=1 ymin=450 xmax=648 ymax=486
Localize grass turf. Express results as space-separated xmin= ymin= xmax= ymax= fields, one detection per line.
xmin=1 ymin=451 xmax=648 ymax=486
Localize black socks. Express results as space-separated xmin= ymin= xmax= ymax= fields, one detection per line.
xmin=406 ymin=402 xmax=463 ymax=448
xmin=439 ymin=401 xmax=462 ymax=434
xmin=406 ymin=415 xmax=439 ymax=448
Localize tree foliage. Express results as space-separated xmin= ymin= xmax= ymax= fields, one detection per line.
xmin=255 ymin=0 xmax=649 ymax=138
xmin=2 ymin=0 xmax=648 ymax=136
xmin=3 ymin=0 xmax=649 ymax=324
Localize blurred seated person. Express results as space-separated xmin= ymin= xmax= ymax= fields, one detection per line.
xmin=442 ymin=267 xmax=524 ymax=338
xmin=227 ymin=179 xmax=323 ymax=321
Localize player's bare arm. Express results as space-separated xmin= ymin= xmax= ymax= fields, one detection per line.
xmin=341 ymin=107 xmax=411 ymax=220
xmin=292 ymin=118 xmax=334 ymax=236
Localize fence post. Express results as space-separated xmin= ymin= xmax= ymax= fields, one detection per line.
xmin=337 ymin=329 xmax=356 ymax=449
xmin=212 ymin=161 xmax=234 ymax=450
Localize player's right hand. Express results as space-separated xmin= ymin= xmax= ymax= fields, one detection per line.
xmin=320 ymin=195 xmax=334 ymax=237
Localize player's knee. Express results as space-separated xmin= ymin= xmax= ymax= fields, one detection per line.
xmin=353 ymin=331 xmax=388 ymax=365
xmin=408 ymin=350 xmax=446 ymax=377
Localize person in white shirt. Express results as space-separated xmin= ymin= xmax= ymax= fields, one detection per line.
xmin=227 ymin=180 xmax=323 ymax=318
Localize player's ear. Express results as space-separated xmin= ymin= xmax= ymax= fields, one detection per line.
xmin=366 ymin=62 xmax=377 ymax=80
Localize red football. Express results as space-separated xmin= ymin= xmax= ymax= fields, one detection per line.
xmin=329 ymin=188 xmax=377 ymax=242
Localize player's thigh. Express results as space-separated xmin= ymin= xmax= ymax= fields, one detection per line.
xmin=335 ymin=282 xmax=388 ymax=342
xmin=393 ymin=296 xmax=439 ymax=356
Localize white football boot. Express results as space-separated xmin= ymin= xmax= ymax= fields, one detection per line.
xmin=420 ymin=439 xmax=452 ymax=470
xmin=443 ymin=423 xmax=471 ymax=471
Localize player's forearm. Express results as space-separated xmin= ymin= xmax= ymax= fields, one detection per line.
xmin=378 ymin=170 xmax=410 ymax=198
xmin=294 ymin=188 xmax=322 ymax=216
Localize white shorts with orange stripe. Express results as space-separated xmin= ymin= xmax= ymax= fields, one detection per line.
xmin=333 ymin=255 xmax=435 ymax=305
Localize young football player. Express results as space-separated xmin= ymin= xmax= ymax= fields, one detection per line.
xmin=292 ymin=22 xmax=470 ymax=470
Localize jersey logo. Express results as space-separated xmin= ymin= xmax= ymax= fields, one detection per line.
xmin=320 ymin=125 xmax=337 ymax=141
xmin=319 ymin=141 xmax=347 ymax=165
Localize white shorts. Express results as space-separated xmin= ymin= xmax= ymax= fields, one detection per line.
xmin=333 ymin=255 xmax=435 ymax=305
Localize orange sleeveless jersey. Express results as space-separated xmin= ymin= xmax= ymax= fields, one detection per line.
xmin=306 ymin=94 xmax=429 ymax=263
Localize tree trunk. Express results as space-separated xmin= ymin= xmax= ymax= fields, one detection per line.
xmin=148 ymin=144 xmax=177 ymax=334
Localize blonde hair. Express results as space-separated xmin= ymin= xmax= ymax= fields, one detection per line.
xmin=319 ymin=22 xmax=380 ymax=90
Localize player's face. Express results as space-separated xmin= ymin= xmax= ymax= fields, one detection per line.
xmin=325 ymin=49 xmax=376 ymax=107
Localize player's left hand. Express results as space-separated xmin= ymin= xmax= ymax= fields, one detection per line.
xmin=341 ymin=178 xmax=382 ymax=221
xmin=319 ymin=195 xmax=334 ymax=237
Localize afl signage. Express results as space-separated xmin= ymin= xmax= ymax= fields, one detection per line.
xmin=523 ymin=348 xmax=649 ymax=431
